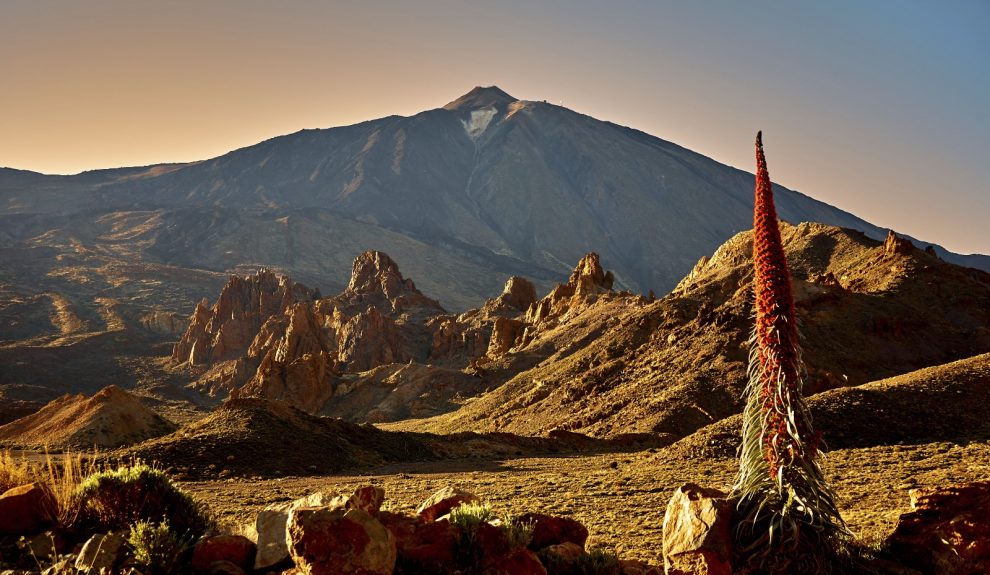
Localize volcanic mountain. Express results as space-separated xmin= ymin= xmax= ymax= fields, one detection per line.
xmin=3 ymin=86 xmax=985 ymax=322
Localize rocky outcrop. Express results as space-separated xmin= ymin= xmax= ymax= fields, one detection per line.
xmin=526 ymin=253 xmax=615 ymax=324
xmin=883 ymin=229 xmax=915 ymax=255
xmin=139 ymin=310 xmax=185 ymax=336
xmin=886 ymin=480 xmax=990 ymax=574
xmin=172 ymin=269 xmax=315 ymax=365
xmin=0 ymin=385 xmax=176 ymax=449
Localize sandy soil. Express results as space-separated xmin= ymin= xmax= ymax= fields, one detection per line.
xmin=181 ymin=439 xmax=990 ymax=565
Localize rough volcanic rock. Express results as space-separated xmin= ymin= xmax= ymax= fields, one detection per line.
xmin=661 ymin=483 xmax=732 ymax=575
xmin=250 ymin=492 xmax=339 ymax=570
xmin=416 ymin=486 xmax=480 ymax=522
xmin=0 ymin=385 xmax=176 ymax=449
xmin=0 ymin=483 xmax=53 ymax=535
xmin=139 ymin=310 xmax=185 ymax=336
xmin=883 ymin=229 xmax=915 ymax=255
xmin=516 ymin=513 xmax=589 ymax=551
xmin=191 ymin=535 xmax=256 ymax=575
xmin=526 ymin=252 xmax=616 ymax=325
xmin=172 ymin=269 xmax=315 ymax=365
xmin=177 ymin=252 xmax=449 ymax=413
xmin=886 ymin=480 xmax=990 ymax=575
xmin=286 ymin=507 xmax=396 ymax=575
xmin=75 ymin=532 xmax=126 ymax=573
xmin=495 ymin=276 xmax=538 ymax=312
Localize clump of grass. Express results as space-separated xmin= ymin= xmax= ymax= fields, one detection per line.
xmin=499 ymin=515 xmax=533 ymax=551
xmin=43 ymin=450 xmax=93 ymax=528
xmin=127 ymin=519 xmax=190 ymax=575
xmin=0 ymin=449 xmax=34 ymax=493
xmin=538 ymin=545 xmax=620 ymax=575
xmin=75 ymin=462 xmax=212 ymax=536
xmin=448 ymin=502 xmax=497 ymax=531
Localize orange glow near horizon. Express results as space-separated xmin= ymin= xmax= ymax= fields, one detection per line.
xmin=1 ymin=1 xmax=987 ymax=255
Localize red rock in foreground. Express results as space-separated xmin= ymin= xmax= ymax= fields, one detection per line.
xmin=0 ymin=483 xmax=53 ymax=535
xmin=287 ymin=507 xmax=397 ymax=575
xmin=886 ymin=480 xmax=990 ymax=575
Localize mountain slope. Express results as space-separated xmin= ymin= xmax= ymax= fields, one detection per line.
xmin=3 ymin=86 xmax=984 ymax=314
xmin=387 ymin=223 xmax=990 ymax=439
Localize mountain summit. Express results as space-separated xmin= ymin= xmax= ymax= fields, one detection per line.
xmin=1 ymin=88 xmax=986 ymax=312
xmin=443 ymin=86 xmax=517 ymax=111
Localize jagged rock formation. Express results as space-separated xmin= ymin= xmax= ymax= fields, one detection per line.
xmin=175 ymin=251 xmax=624 ymax=420
xmin=171 ymin=269 xmax=315 ymax=365
xmin=0 ymin=385 xmax=176 ymax=448
xmin=176 ymin=252 xmax=447 ymax=413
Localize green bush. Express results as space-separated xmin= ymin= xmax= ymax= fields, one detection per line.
xmin=448 ymin=502 xmax=497 ymax=530
xmin=75 ymin=463 xmax=211 ymax=536
xmin=128 ymin=519 xmax=190 ymax=575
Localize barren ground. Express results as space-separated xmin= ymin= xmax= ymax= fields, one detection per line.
xmin=181 ymin=439 xmax=990 ymax=565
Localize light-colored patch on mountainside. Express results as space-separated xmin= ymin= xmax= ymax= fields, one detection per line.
xmin=461 ymin=107 xmax=497 ymax=140
xmin=342 ymin=129 xmax=381 ymax=197
xmin=391 ymin=128 xmax=406 ymax=175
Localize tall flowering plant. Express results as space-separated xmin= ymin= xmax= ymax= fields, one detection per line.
xmin=732 ymin=132 xmax=846 ymax=572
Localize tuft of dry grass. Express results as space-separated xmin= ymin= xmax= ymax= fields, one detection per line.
xmin=42 ymin=449 xmax=95 ymax=528
xmin=0 ymin=449 xmax=34 ymax=493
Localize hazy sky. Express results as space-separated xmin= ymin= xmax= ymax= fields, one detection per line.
xmin=2 ymin=1 xmax=987 ymax=254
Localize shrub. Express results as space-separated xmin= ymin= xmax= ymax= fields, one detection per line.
xmin=539 ymin=545 xmax=620 ymax=575
xmin=128 ymin=519 xmax=190 ymax=575
xmin=499 ymin=515 xmax=533 ymax=551
xmin=75 ymin=463 xmax=212 ymax=536
xmin=448 ymin=502 xmax=497 ymax=531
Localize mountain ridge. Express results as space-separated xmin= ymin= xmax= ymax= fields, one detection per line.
xmin=1 ymin=86 xmax=986 ymax=314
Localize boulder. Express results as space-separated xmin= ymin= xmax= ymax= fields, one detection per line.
xmin=191 ymin=534 xmax=256 ymax=574
xmin=75 ymin=532 xmax=126 ymax=574
xmin=385 ymin=515 xmax=460 ymax=572
xmin=618 ymin=559 xmax=662 ymax=575
xmin=251 ymin=491 xmax=337 ymax=570
xmin=330 ymin=485 xmax=386 ymax=514
xmin=488 ymin=548 xmax=548 ymax=575
xmin=417 ymin=486 xmax=480 ymax=522
xmin=516 ymin=513 xmax=589 ymax=551
xmin=286 ymin=507 xmax=396 ymax=575
xmin=661 ymin=483 xmax=733 ymax=575
xmin=537 ymin=541 xmax=585 ymax=572
xmin=0 ymin=483 xmax=53 ymax=535
xmin=886 ymin=480 xmax=990 ymax=575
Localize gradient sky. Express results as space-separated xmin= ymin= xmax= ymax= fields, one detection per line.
xmin=2 ymin=1 xmax=988 ymax=254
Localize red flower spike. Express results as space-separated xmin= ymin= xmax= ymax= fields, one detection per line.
xmin=732 ymin=132 xmax=847 ymax=573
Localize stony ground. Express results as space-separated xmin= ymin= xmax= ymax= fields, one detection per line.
xmin=181 ymin=438 xmax=990 ymax=565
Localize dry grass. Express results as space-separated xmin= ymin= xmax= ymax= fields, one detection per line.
xmin=0 ymin=449 xmax=33 ymax=493
xmin=43 ymin=450 xmax=95 ymax=527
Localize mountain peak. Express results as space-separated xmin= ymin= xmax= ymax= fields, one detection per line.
xmin=443 ymin=86 xmax=517 ymax=111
